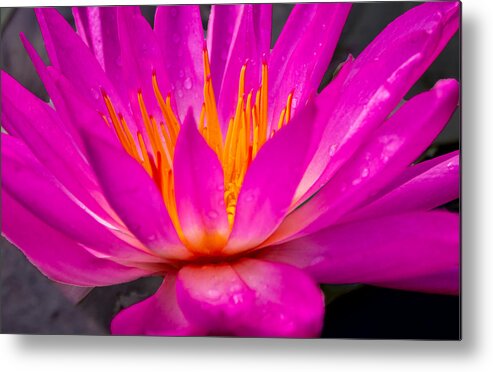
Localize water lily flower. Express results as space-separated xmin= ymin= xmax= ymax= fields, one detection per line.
xmin=1 ymin=2 xmax=460 ymax=337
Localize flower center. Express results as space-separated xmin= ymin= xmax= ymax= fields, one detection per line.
xmin=101 ymin=48 xmax=294 ymax=241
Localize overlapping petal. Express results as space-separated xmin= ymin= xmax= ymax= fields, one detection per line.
xmin=209 ymin=4 xmax=272 ymax=132
xmin=268 ymin=3 xmax=351 ymax=131
xmin=224 ymin=103 xmax=319 ymax=254
xmin=154 ymin=5 xmax=204 ymax=123
xmin=2 ymin=192 xmax=152 ymax=287
xmin=269 ymin=79 xmax=459 ymax=244
xmin=173 ymin=112 xmax=230 ymax=254
xmin=111 ymin=273 xmax=203 ymax=336
xmin=260 ymin=211 xmax=459 ymax=294
xmin=299 ymin=2 xmax=460 ymax=202
xmin=344 ymin=151 xmax=459 ymax=222
xmin=176 ymin=259 xmax=324 ymax=337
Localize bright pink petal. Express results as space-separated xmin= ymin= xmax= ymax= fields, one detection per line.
xmin=176 ymin=259 xmax=324 ymax=337
xmin=117 ymin=7 xmax=170 ymax=133
xmin=154 ymin=5 xmax=204 ymax=123
xmin=261 ymin=211 xmax=459 ymax=294
xmin=371 ymin=269 xmax=459 ymax=295
xmin=344 ymin=151 xmax=459 ymax=222
xmin=173 ymin=112 xmax=230 ymax=253
xmin=1 ymin=134 xmax=158 ymax=264
xmin=299 ymin=2 xmax=460 ymax=203
xmin=268 ymin=3 xmax=351 ymax=131
xmin=2 ymin=192 xmax=151 ymax=287
xmin=211 ymin=4 xmax=272 ymax=133
xmin=1 ymin=72 xmax=120 ymax=225
xmin=72 ymin=6 xmax=127 ymax=98
xmin=111 ymin=273 xmax=203 ymax=336
xmin=35 ymin=8 xmax=132 ymax=122
xmin=82 ymin=132 xmax=191 ymax=261
xmin=271 ymin=79 xmax=459 ymax=243
xmin=207 ymin=5 xmax=271 ymax=101
xmin=224 ymin=103 xmax=319 ymax=254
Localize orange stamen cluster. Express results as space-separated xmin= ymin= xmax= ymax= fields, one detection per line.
xmin=101 ymin=47 xmax=295 ymax=238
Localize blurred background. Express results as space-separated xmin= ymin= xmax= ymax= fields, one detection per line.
xmin=0 ymin=3 xmax=460 ymax=338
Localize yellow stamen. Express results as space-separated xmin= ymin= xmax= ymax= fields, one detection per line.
xmin=101 ymin=53 xmax=295 ymax=247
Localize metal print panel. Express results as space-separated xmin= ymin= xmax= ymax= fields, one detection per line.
xmin=1 ymin=2 xmax=460 ymax=338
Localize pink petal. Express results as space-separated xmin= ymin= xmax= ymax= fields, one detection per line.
xmin=81 ymin=131 xmax=192 ymax=261
xmin=299 ymin=2 xmax=459 ymax=204
xmin=176 ymin=259 xmax=324 ymax=337
xmin=371 ymin=269 xmax=459 ymax=295
xmin=111 ymin=273 xmax=203 ymax=336
xmin=268 ymin=3 xmax=351 ymax=132
xmin=271 ymin=79 xmax=459 ymax=243
xmin=261 ymin=211 xmax=459 ymax=294
xmin=224 ymin=102 xmax=319 ymax=255
xmin=211 ymin=4 xmax=272 ymax=133
xmin=1 ymin=134 xmax=158 ymax=264
xmin=35 ymin=8 xmax=132 ymax=123
xmin=116 ymin=7 xmax=170 ymax=133
xmin=1 ymin=72 xmax=119 ymax=225
xmin=2 ymin=192 xmax=151 ymax=287
xmin=154 ymin=5 xmax=204 ymax=123
xmin=173 ymin=111 xmax=230 ymax=254
xmin=344 ymin=151 xmax=459 ymax=222
xmin=207 ymin=4 xmax=271 ymax=103
xmin=72 ymin=6 xmax=127 ymax=99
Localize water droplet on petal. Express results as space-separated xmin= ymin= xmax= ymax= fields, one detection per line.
xmin=176 ymin=89 xmax=184 ymax=98
xmin=178 ymin=69 xmax=184 ymax=78
xmin=183 ymin=77 xmax=193 ymax=90
xmin=361 ymin=167 xmax=369 ymax=178
xmin=352 ymin=178 xmax=362 ymax=186
xmin=207 ymin=210 xmax=219 ymax=220
xmin=90 ymin=88 xmax=100 ymax=100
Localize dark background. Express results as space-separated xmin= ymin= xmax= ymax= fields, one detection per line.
xmin=0 ymin=3 xmax=460 ymax=338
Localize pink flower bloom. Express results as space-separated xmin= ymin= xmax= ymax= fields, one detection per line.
xmin=1 ymin=2 xmax=460 ymax=337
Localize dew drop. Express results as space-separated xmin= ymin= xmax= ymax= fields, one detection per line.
xmin=178 ymin=69 xmax=184 ymax=78
xmin=90 ymin=88 xmax=100 ymax=100
xmin=352 ymin=178 xmax=362 ymax=186
xmin=207 ymin=210 xmax=219 ymax=220
xmin=176 ymin=89 xmax=184 ymax=98
xmin=361 ymin=167 xmax=369 ymax=178
xmin=447 ymin=161 xmax=455 ymax=169
xmin=183 ymin=77 xmax=193 ymax=90
xmin=329 ymin=144 xmax=337 ymax=157
xmin=207 ymin=289 xmax=221 ymax=300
